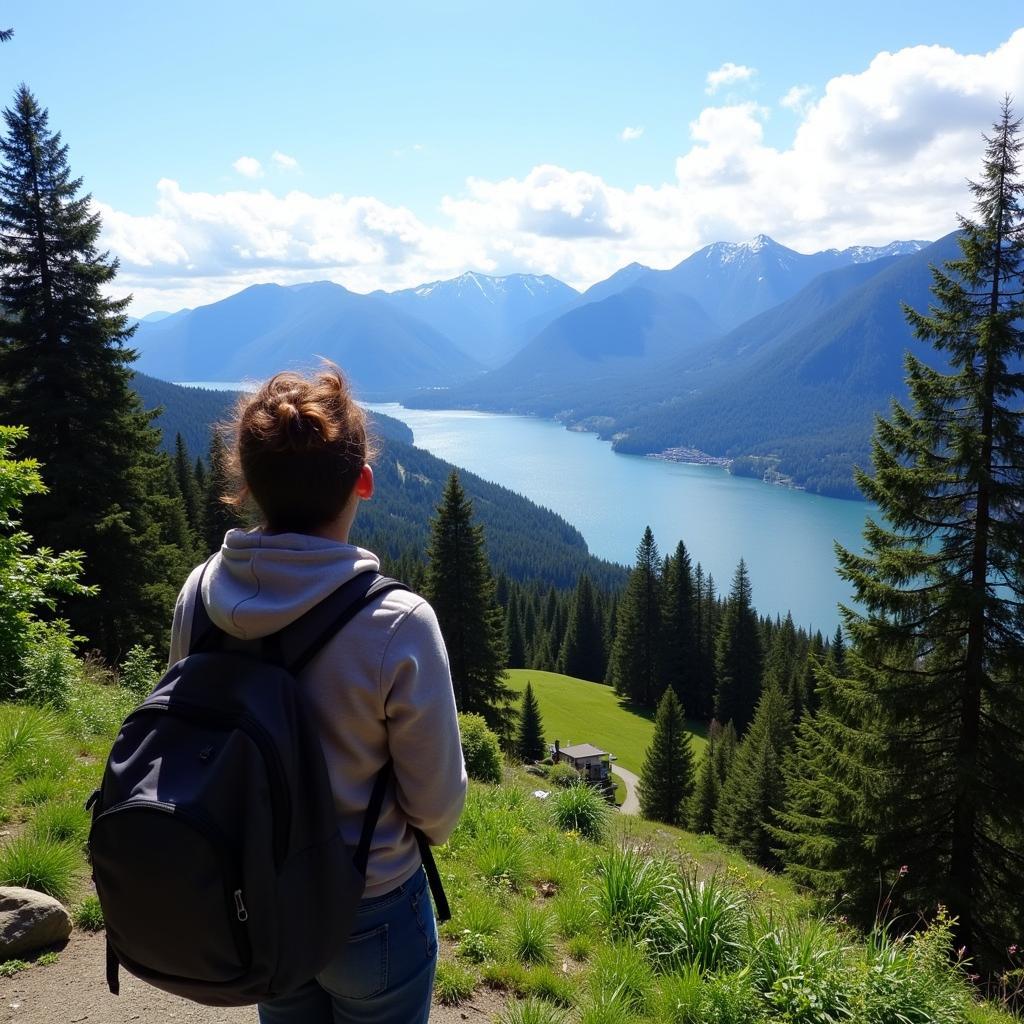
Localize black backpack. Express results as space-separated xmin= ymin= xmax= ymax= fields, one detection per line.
xmin=87 ymin=569 xmax=450 ymax=1007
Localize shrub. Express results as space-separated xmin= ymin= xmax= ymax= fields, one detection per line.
xmin=459 ymin=713 xmax=503 ymax=784
xmin=456 ymin=929 xmax=498 ymax=964
xmin=547 ymin=762 xmax=579 ymax=788
xmin=593 ymin=844 xmax=673 ymax=941
xmin=497 ymin=997 xmax=570 ymax=1024
xmin=550 ymin=783 xmax=610 ymax=841
xmin=29 ymin=800 xmax=91 ymax=848
xmin=17 ymin=620 xmax=81 ymax=710
xmin=119 ymin=644 xmax=160 ymax=700
xmin=73 ymin=894 xmax=105 ymax=931
xmin=509 ymin=902 xmax=555 ymax=966
xmin=0 ymin=833 xmax=79 ymax=901
xmin=434 ymin=959 xmax=477 ymax=1005
xmin=644 ymin=873 xmax=744 ymax=974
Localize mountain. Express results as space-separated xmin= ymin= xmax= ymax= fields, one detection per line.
xmin=605 ymin=232 xmax=963 ymax=496
xmin=129 ymin=375 xmax=625 ymax=591
xmin=378 ymin=271 xmax=579 ymax=368
xmin=139 ymin=309 xmax=185 ymax=323
xmin=131 ymin=281 xmax=481 ymax=398
xmin=411 ymin=286 xmax=720 ymax=413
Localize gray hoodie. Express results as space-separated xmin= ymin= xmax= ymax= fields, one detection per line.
xmin=169 ymin=528 xmax=467 ymax=898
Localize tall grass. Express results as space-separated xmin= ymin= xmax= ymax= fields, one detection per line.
xmin=587 ymin=942 xmax=656 ymax=1018
xmin=550 ymin=783 xmax=610 ymax=841
xmin=0 ymin=834 xmax=79 ymax=902
xmin=0 ymin=705 xmax=69 ymax=781
xmin=28 ymin=800 xmax=91 ymax=848
xmin=509 ymin=902 xmax=556 ymax=966
xmin=498 ymin=997 xmax=570 ymax=1024
xmin=592 ymin=844 xmax=673 ymax=941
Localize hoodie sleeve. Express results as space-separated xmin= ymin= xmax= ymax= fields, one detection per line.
xmin=167 ymin=564 xmax=204 ymax=668
xmin=380 ymin=598 xmax=468 ymax=845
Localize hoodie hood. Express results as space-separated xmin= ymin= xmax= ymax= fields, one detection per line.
xmin=202 ymin=528 xmax=380 ymax=640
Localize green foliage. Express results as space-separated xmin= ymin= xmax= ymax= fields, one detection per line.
xmin=546 ymin=762 xmax=579 ymax=788
xmin=119 ymin=644 xmax=160 ymax=699
xmin=714 ymin=559 xmax=763 ymax=733
xmin=509 ymin=902 xmax=556 ymax=965
xmin=716 ymin=684 xmax=794 ymax=867
xmin=688 ymin=736 xmax=721 ymax=833
xmin=17 ymin=619 xmax=81 ymax=710
xmin=663 ymin=542 xmax=705 ymax=718
xmin=0 ymin=704 xmax=67 ymax=781
xmin=0 ymin=833 xmax=79 ymax=901
xmin=0 ymin=959 xmax=28 ymax=978
xmin=558 ymin=573 xmax=606 ymax=683
xmin=522 ymin=964 xmax=575 ymax=1006
xmin=516 ymin=682 xmax=546 ymax=762
xmin=28 ymin=800 xmax=90 ymax=848
xmin=474 ymin=831 xmax=529 ymax=891
xmin=73 ymin=894 xmax=105 ymax=931
xmin=610 ymin=526 xmax=664 ymax=706
xmin=434 ymin=959 xmax=478 ymax=1005
xmin=550 ymin=784 xmax=610 ymax=841
xmin=458 ymin=712 xmax=503 ymax=784
xmin=497 ymin=997 xmax=570 ymax=1024
xmin=639 ymin=686 xmax=696 ymax=826
xmin=592 ymin=844 xmax=673 ymax=941
xmin=0 ymin=87 xmax=194 ymax=658
xmin=587 ymin=941 xmax=656 ymax=1017
xmin=426 ymin=472 xmax=512 ymax=734
xmin=34 ymin=951 xmax=58 ymax=967
xmin=552 ymin=886 xmax=595 ymax=939
xmin=0 ymin=426 xmax=91 ymax=699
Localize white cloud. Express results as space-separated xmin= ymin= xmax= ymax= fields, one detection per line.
xmin=104 ymin=31 xmax=1024 ymax=314
xmin=232 ymin=156 xmax=263 ymax=179
xmin=705 ymin=62 xmax=757 ymax=94
xmin=620 ymin=125 xmax=644 ymax=142
xmin=780 ymin=85 xmax=814 ymax=113
xmin=271 ymin=151 xmax=299 ymax=171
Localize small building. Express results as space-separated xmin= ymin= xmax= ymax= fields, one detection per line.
xmin=550 ymin=740 xmax=612 ymax=784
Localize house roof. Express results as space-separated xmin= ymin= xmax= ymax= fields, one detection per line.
xmin=556 ymin=743 xmax=609 ymax=759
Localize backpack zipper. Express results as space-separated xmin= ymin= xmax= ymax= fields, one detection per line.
xmin=123 ymin=700 xmax=292 ymax=867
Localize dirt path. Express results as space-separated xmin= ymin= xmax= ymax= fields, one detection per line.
xmin=0 ymin=931 xmax=506 ymax=1024
xmin=612 ymin=765 xmax=640 ymax=815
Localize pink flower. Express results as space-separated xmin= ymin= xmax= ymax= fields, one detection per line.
xmin=1010 ymin=944 xmax=1018 ymax=956
xmin=898 ymin=864 xmax=909 ymax=877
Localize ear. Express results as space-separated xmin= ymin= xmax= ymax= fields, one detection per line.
xmin=354 ymin=463 xmax=374 ymax=500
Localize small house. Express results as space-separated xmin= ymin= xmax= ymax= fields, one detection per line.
xmin=550 ymin=740 xmax=612 ymax=784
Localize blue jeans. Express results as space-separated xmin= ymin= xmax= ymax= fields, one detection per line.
xmin=258 ymin=868 xmax=438 ymax=1024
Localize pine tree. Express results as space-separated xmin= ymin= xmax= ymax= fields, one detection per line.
xmin=425 ymin=472 xmax=512 ymax=735
xmin=796 ymin=102 xmax=1024 ymax=962
xmin=610 ymin=526 xmax=664 ymax=705
xmin=516 ymin=681 xmax=546 ymax=762
xmin=714 ymin=560 xmax=763 ymax=733
xmin=764 ymin=612 xmax=801 ymax=715
xmin=715 ymin=683 xmax=793 ymax=867
xmin=688 ymin=731 xmax=720 ymax=832
xmin=662 ymin=541 xmax=702 ymax=715
xmin=712 ymin=719 xmax=739 ymax=784
xmin=173 ymin=433 xmax=201 ymax=541
xmin=638 ymin=687 xmax=695 ymax=825
xmin=0 ymin=85 xmax=190 ymax=656
xmin=505 ymin=597 xmax=526 ymax=669
xmin=558 ymin=573 xmax=604 ymax=682
xmin=203 ymin=431 xmax=238 ymax=552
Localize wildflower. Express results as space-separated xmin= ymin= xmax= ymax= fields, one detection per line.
xmin=1009 ymin=944 xmax=1018 ymax=956
xmin=898 ymin=864 xmax=909 ymax=877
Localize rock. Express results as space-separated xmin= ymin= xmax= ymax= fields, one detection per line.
xmin=0 ymin=886 xmax=72 ymax=958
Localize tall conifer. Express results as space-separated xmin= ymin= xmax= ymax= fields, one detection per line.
xmin=609 ymin=526 xmax=664 ymax=705
xmin=638 ymin=687 xmax=695 ymax=825
xmin=559 ymin=573 xmax=604 ymax=682
xmin=425 ymin=471 xmax=512 ymax=735
xmin=516 ymin=681 xmax=546 ymax=762
xmin=0 ymin=85 xmax=188 ymax=655
xmin=788 ymin=102 xmax=1024 ymax=962
xmin=714 ymin=559 xmax=763 ymax=732
xmin=662 ymin=541 xmax=702 ymax=715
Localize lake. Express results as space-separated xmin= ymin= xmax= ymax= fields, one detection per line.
xmin=368 ymin=404 xmax=873 ymax=636
xmin=178 ymin=383 xmax=871 ymax=635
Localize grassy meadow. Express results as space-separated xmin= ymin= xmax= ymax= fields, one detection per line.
xmin=0 ymin=677 xmax=1018 ymax=1023
xmin=506 ymin=669 xmax=708 ymax=774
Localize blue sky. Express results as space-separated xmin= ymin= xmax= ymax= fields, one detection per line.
xmin=5 ymin=2 xmax=1023 ymax=311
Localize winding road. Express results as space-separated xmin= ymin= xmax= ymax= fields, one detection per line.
xmin=611 ymin=764 xmax=640 ymax=815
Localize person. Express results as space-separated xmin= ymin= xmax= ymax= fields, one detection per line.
xmin=167 ymin=363 xmax=468 ymax=1024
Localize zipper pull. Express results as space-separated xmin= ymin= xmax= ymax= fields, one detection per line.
xmin=234 ymin=889 xmax=248 ymax=922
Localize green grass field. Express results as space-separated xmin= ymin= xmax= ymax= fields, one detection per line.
xmin=506 ymin=669 xmax=708 ymax=775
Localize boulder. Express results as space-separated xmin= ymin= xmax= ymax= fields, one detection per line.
xmin=0 ymin=886 xmax=72 ymax=958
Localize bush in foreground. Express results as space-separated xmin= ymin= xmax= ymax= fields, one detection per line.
xmin=459 ymin=712 xmax=503 ymax=784
xmin=550 ymin=783 xmax=610 ymax=841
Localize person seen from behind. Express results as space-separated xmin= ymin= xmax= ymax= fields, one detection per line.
xmin=168 ymin=363 xmax=467 ymax=1024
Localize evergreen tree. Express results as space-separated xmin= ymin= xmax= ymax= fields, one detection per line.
xmin=173 ymin=433 xmax=201 ymax=540
xmin=558 ymin=573 xmax=604 ymax=682
xmin=764 ymin=612 xmax=801 ymax=714
xmin=0 ymin=85 xmax=189 ymax=656
xmin=610 ymin=526 xmax=664 ymax=705
xmin=688 ymin=732 xmax=720 ymax=833
xmin=791 ymin=102 xmax=1024 ymax=962
xmin=516 ymin=681 xmax=546 ymax=762
xmin=203 ymin=431 xmax=238 ymax=552
xmin=662 ymin=541 xmax=702 ymax=715
xmin=505 ymin=597 xmax=526 ymax=669
xmin=714 ymin=559 xmax=763 ymax=733
xmin=715 ymin=683 xmax=793 ymax=867
xmin=638 ymin=686 xmax=695 ymax=825
xmin=425 ymin=472 xmax=512 ymax=735
xmin=712 ymin=719 xmax=739 ymax=784
xmin=799 ymin=631 xmax=826 ymax=714
xmin=192 ymin=455 xmax=208 ymax=543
